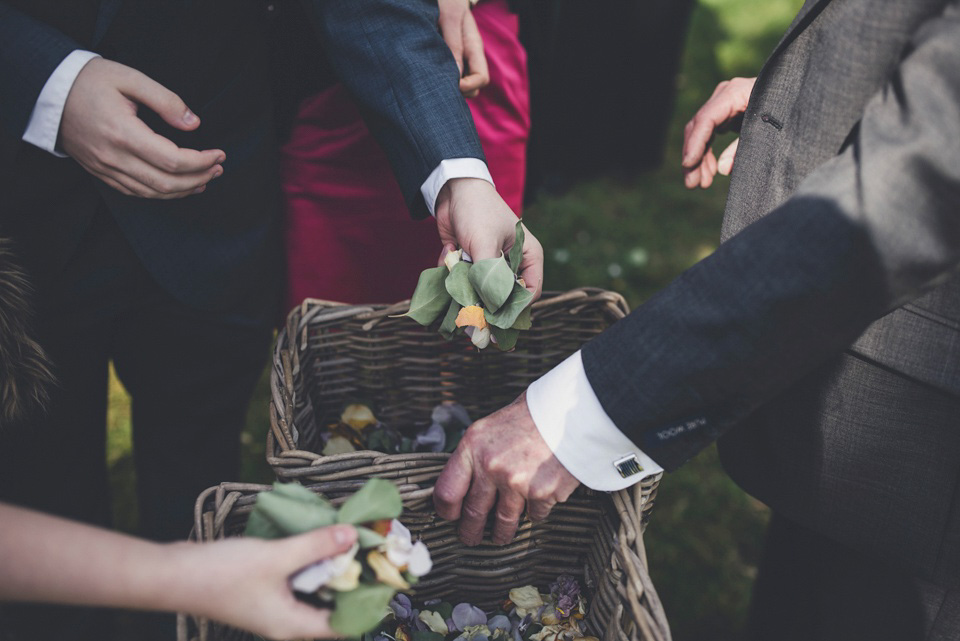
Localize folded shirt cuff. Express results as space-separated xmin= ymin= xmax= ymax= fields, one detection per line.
xmin=527 ymin=350 xmax=663 ymax=491
xmin=420 ymin=158 xmax=494 ymax=216
xmin=22 ymin=50 xmax=101 ymax=157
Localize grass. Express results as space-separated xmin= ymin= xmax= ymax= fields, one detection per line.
xmin=106 ymin=1 xmax=801 ymax=639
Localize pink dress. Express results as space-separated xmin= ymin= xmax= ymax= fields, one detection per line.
xmin=281 ymin=0 xmax=530 ymax=310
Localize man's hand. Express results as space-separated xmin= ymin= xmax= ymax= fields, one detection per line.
xmin=682 ymin=76 xmax=756 ymax=189
xmin=435 ymin=178 xmax=543 ymax=301
xmin=434 ymin=393 xmax=579 ymax=546
xmin=438 ymin=0 xmax=489 ymax=98
xmin=60 ymin=58 xmax=225 ymax=199
xmin=175 ymin=525 xmax=358 ymax=640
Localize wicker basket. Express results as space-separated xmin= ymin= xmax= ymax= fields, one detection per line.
xmin=269 ymin=288 xmax=636 ymax=498
xmin=177 ymin=479 xmax=670 ymax=641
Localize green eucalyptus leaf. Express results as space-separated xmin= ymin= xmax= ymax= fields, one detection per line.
xmin=508 ymin=220 xmax=525 ymax=275
xmin=484 ymin=283 xmax=534 ymax=329
xmin=337 ymin=478 xmax=402 ymax=525
xmin=244 ymin=482 xmax=337 ymax=539
xmin=331 ymin=583 xmax=397 ymax=637
xmin=401 ymin=267 xmax=452 ymax=326
xmin=489 ymin=325 xmax=520 ymax=351
xmin=511 ymin=306 xmax=532 ymax=330
xmin=356 ymin=525 xmax=387 ymax=548
xmin=445 ymin=262 xmax=480 ymax=307
xmin=468 ymin=254 xmax=514 ymax=313
xmin=439 ymin=299 xmax=463 ymax=341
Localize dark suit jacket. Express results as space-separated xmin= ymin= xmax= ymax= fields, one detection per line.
xmin=581 ymin=0 xmax=960 ymax=587
xmin=0 ymin=0 xmax=485 ymax=321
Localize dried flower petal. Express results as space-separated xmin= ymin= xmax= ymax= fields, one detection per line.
xmin=452 ymin=603 xmax=488 ymax=631
xmin=415 ymin=422 xmax=446 ymax=453
xmin=471 ymin=326 xmax=491 ymax=349
xmin=407 ymin=541 xmax=433 ymax=576
xmin=456 ymin=305 xmax=488 ymax=330
xmin=290 ymin=542 xmax=359 ymax=593
xmin=323 ymin=435 xmax=357 ymax=456
xmin=341 ymin=404 xmax=378 ymax=431
xmin=530 ymin=625 xmax=562 ymax=641
xmin=326 ymin=559 xmax=362 ymax=591
xmin=367 ymin=549 xmax=410 ymax=590
xmin=419 ymin=610 xmax=450 ymax=634
xmin=509 ymin=586 xmax=544 ymax=618
xmin=444 ymin=249 xmax=463 ymax=271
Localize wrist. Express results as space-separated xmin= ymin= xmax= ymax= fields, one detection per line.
xmin=435 ymin=177 xmax=494 ymax=221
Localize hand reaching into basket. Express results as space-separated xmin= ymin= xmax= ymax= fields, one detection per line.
xmin=434 ymin=393 xmax=580 ymax=546
xmin=0 ymin=502 xmax=357 ymax=640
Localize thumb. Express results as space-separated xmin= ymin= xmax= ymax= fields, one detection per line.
xmin=283 ymin=525 xmax=357 ymax=572
xmin=718 ymin=137 xmax=740 ymax=176
xmin=120 ymin=68 xmax=200 ymax=131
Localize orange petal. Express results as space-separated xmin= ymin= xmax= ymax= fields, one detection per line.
xmin=455 ymin=305 xmax=488 ymax=329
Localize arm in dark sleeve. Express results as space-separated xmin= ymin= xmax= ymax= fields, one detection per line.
xmin=301 ymin=0 xmax=485 ymax=218
xmin=582 ymin=1 xmax=960 ymax=469
xmin=0 ymin=3 xmax=80 ymax=140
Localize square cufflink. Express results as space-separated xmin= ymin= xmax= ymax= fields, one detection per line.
xmin=614 ymin=453 xmax=643 ymax=479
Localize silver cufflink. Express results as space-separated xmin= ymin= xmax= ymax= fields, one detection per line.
xmin=614 ymin=454 xmax=643 ymax=478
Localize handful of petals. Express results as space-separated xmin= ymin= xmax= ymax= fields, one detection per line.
xmin=322 ymin=403 xmax=471 ymax=457
xmin=399 ymin=220 xmax=533 ymax=351
xmin=244 ymin=479 xmax=433 ymax=637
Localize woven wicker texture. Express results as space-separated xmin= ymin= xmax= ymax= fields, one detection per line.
xmin=178 ymin=479 xmax=670 ymax=641
xmin=178 ymin=289 xmax=671 ymax=641
xmin=269 ymin=289 xmax=635 ymax=497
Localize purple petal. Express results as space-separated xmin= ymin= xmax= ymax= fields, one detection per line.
xmin=415 ymin=422 xmax=446 ymax=452
xmin=488 ymin=615 xmax=511 ymax=635
xmin=452 ymin=603 xmax=487 ymax=630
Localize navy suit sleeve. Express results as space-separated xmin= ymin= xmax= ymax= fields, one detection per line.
xmin=581 ymin=1 xmax=960 ymax=470
xmin=0 ymin=3 xmax=80 ymax=141
xmin=302 ymin=0 xmax=485 ymax=218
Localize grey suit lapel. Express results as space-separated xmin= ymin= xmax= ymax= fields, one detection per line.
xmin=93 ymin=0 xmax=123 ymax=45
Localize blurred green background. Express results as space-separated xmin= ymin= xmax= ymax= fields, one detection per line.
xmin=107 ymin=1 xmax=800 ymax=639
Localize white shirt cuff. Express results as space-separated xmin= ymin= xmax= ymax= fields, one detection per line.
xmin=420 ymin=158 xmax=494 ymax=216
xmin=22 ymin=50 xmax=101 ymax=157
xmin=527 ymin=351 xmax=663 ymax=491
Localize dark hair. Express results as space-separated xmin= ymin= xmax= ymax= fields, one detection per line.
xmin=0 ymin=239 xmax=55 ymax=428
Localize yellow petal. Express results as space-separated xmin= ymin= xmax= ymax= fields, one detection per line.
xmin=455 ymin=305 xmax=488 ymax=330
xmin=367 ymin=550 xmax=410 ymax=590
xmin=341 ymin=404 xmax=377 ymax=431
xmin=326 ymin=560 xmax=362 ymax=591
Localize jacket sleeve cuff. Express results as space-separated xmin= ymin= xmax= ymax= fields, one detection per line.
xmin=420 ymin=158 xmax=494 ymax=217
xmin=526 ymin=351 xmax=663 ymax=491
xmin=22 ymin=50 xmax=101 ymax=156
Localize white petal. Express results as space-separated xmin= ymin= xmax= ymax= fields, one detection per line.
xmin=471 ymin=327 xmax=491 ymax=349
xmin=444 ymin=249 xmax=463 ymax=271
xmin=407 ymin=541 xmax=433 ymax=576
xmin=290 ymin=561 xmax=336 ymax=593
xmin=388 ymin=519 xmax=412 ymax=543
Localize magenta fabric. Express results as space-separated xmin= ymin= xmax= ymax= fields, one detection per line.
xmin=281 ymin=0 xmax=530 ymax=310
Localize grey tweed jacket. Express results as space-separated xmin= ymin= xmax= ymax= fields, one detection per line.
xmin=581 ymin=0 xmax=960 ymax=587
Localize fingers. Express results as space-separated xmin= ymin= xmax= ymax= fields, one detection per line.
xmin=491 ymin=490 xmax=525 ymax=545
xmin=283 ymin=525 xmax=358 ymax=573
xmin=718 ymin=137 xmax=740 ymax=176
xmin=119 ymin=66 xmax=201 ymax=132
xmin=700 ymin=148 xmax=717 ymax=189
xmin=434 ymin=446 xmax=474 ymax=521
xmin=457 ymin=472 xmax=496 ymax=546
xmin=102 ymin=149 xmax=222 ymax=198
xmin=459 ymin=10 xmax=489 ymax=98
xmin=517 ymin=231 xmax=544 ymax=301
xmin=526 ymin=496 xmax=557 ymax=523
xmin=681 ymin=77 xmax=753 ymax=170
